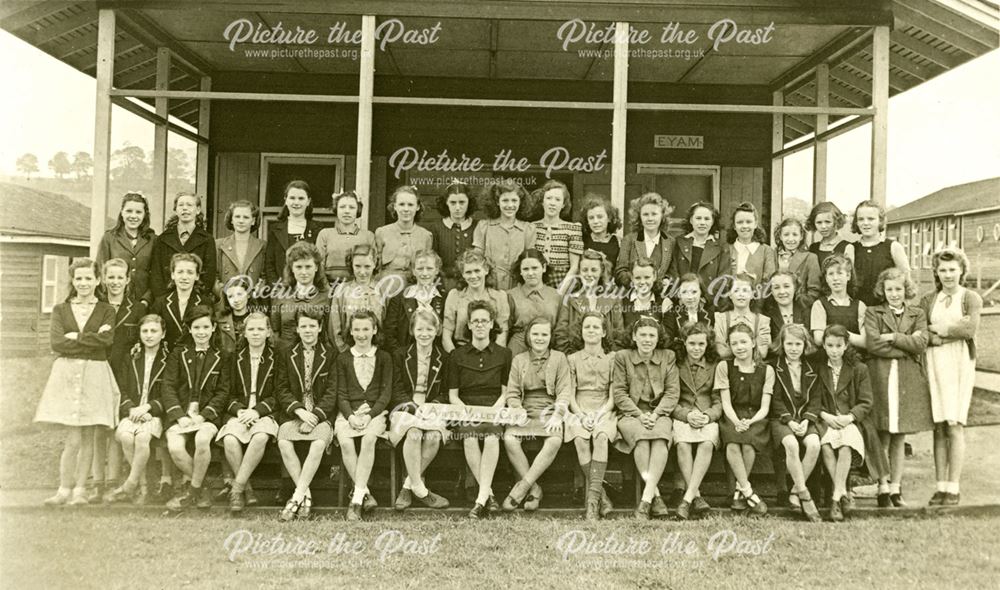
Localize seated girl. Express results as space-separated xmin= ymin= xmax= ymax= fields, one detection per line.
xmin=554 ymin=249 xmax=624 ymax=354
xmin=714 ymin=272 xmax=771 ymax=360
xmin=382 ymin=249 xmax=445 ymax=353
xmin=506 ymin=249 xmax=562 ymax=356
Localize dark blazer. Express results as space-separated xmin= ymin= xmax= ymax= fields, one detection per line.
xmin=672 ymin=359 xmax=722 ymax=423
xmin=274 ymin=340 xmax=337 ymax=423
xmin=382 ymin=291 xmax=446 ymax=354
xmin=96 ymin=228 xmax=155 ymax=302
xmin=553 ymin=289 xmax=626 ymax=354
xmin=391 ymin=344 xmax=447 ymax=410
xmin=263 ymin=220 xmax=323 ymax=286
xmin=50 ymin=301 xmax=115 ymax=361
xmin=216 ymin=234 xmax=266 ymax=290
xmin=149 ymin=225 xmax=217 ymax=298
xmin=761 ymin=297 xmax=811 ymax=359
xmin=614 ymin=232 xmax=675 ymax=286
xmin=224 ymin=344 xmax=278 ymax=418
xmin=149 ymin=289 xmax=210 ymax=346
xmin=107 ymin=293 xmax=148 ymax=386
xmin=662 ymin=303 xmax=713 ymax=352
xmin=333 ymin=348 xmax=394 ymax=418
xmin=669 ymin=235 xmax=730 ymax=307
xmin=769 ymin=357 xmax=821 ymax=424
xmin=119 ymin=346 xmax=168 ymax=418
xmin=161 ymin=345 xmax=231 ymax=427
xmin=812 ymin=360 xmax=872 ymax=427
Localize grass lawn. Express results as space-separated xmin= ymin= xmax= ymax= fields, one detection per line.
xmin=1 ymin=509 xmax=998 ymax=589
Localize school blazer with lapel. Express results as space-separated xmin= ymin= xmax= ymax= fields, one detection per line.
xmin=97 ymin=228 xmax=155 ymax=302
xmin=864 ymin=305 xmax=930 ymax=402
xmin=107 ymin=293 xmax=148 ymax=387
xmin=334 ymin=348 xmax=394 ymax=418
xmin=382 ymin=292 xmax=446 ymax=354
xmin=161 ymin=346 xmax=231 ymax=427
xmin=611 ymin=348 xmax=680 ymax=418
xmin=119 ymin=346 xmax=169 ymax=419
xmin=274 ymin=340 xmax=336 ymax=423
xmin=264 ymin=220 xmax=323 ymax=285
xmin=390 ymin=345 xmax=446 ymax=410
xmin=769 ymin=357 xmax=820 ymax=424
xmin=150 ymin=226 xmax=217 ymax=298
xmin=779 ymin=250 xmax=822 ymax=308
xmin=150 ymin=289 xmax=209 ymax=346
xmin=812 ymin=360 xmax=872 ymax=423
xmin=505 ymin=349 xmax=573 ymax=408
xmin=226 ymin=344 xmax=278 ymax=418
xmin=553 ymin=291 xmax=625 ymax=354
xmin=761 ymin=298 xmax=810 ymax=359
xmin=671 ymin=359 xmax=722 ymax=423
xmin=216 ymin=234 xmax=266 ymax=288
xmin=669 ymin=236 xmax=730 ymax=296
xmin=662 ymin=303 xmax=713 ymax=347
xmin=614 ymin=232 xmax=675 ymax=286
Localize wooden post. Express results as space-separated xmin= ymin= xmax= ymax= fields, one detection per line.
xmin=151 ymin=47 xmax=170 ymax=232
xmin=610 ymin=21 xmax=629 ymax=218
xmin=813 ymin=64 xmax=829 ymax=205
xmin=871 ymin=26 xmax=890 ymax=208
xmin=196 ymin=76 xmax=211 ymax=205
xmin=770 ymin=90 xmax=784 ymax=236
xmin=90 ymin=9 xmax=115 ymax=257
xmin=355 ymin=15 xmax=375 ymax=230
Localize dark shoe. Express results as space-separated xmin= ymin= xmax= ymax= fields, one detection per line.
xmin=585 ymin=496 xmax=600 ymax=521
xmin=829 ymin=499 xmax=844 ymax=522
xmin=634 ymin=500 xmax=651 ymax=520
xmin=877 ymin=493 xmax=891 ymax=508
xmin=798 ymin=492 xmax=822 ymax=523
xmin=928 ymin=491 xmax=947 ymax=506
xmin=278 ymin=498 xmax=300 ymax=522
xmin=417 ymin=490 xmax=450 ymax=509
xmin=468 ymin=503 xmax=487 ymax=519
xmin=346 ymin=503 xmax=363 ymax=522
xmin=839 ymin=495 xmax=853 ymax=518
xmin=523 ymin=485 xmax=542 ymax=511
xmin=599 ymin=487 xmax=614 ymax=518
xmin=196 ymin=486 xmax=212 ymax=509
xmin=133 ymin=488 xmax=148 ymax=506
xmin=889 ymin=493 xmax=907 ymax=508
xmin=730 ymin=491 xmax=748 ymax=511
xmin=214 ymin=481 xmax=233 ymax=501
xmin=363 ymin=493 xmax=378 ymax=511
xmin=394 ymin=488 xmax=413 ymax=511
xmin=274 ymin=479 xmax=294 ymax=505
xmin=298 ymin=497 xmax=312 ymax=519
xmin=675 ymin=500 xmax=691 ymax=520
xmin=942 ymin=492 xmax=960 ymax=506
xmin=486 ymin=496 xmax=501 ymax=515
xmin=503 ymin=480 xmax=530 ymax=512
xmin=229 ymin=488 xmax=245 ymax=513
xmin=244 ymin=483 xmax=258 ymax=507
xmin=692 ymin=496 xmax=712 ymax=516
xmin=154 ymin=482 xmax=175 ymax=505
xmin=650 ymin=495 xmax=669 ymax=518
xmin=746 ymin=493 xmax=768 ymax=516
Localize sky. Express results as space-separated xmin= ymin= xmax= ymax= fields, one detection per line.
xmin=0 ymin=29 xmax=997 ymax=210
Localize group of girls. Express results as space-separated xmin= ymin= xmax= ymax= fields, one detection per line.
xmin=35 ymin=178 xmax=981 ymax=524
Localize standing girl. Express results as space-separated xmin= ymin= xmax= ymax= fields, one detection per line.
xmin=770 ymin=323 xmax=822 ymax=522
xmin=506 ymin=249 xmax=562 ymax=356
xmin=216 ymin=276 xmax=257 ymax=354
xmin=376 ymin=185 xmax=433 ymax=288
xmin=810 ymin=254 xmax=867 ymax=350
xmin=388 ymin=310 xmax=451 ymax=511
xmin=554 ymin=249 xmax=624 ymax=354
xmin=445 ymin=300 xmax=513 ymax=519
xmin=532 ymin=180 xmax=584 ymax=291
xmin=566 ymin=312 xmax=617 ymax=520
xmin=36 ymin=259 xmax=120 ymax=506
xmin=849 ymin=200 xmax=910 ymax=307
xmin=713 ymin=273 xmax=771 ymax=360
xmin=269 ymin=241 xmax=331 ymax=349
xmin=669 ymin=202 xmax=730 ymax=311
xmin=662 ymin=273 xmax=712 ymax=353
xmin=104 ymin=313 xmax=168 ymax=504
xmin=805 ymin=201 xmax=852 ymax=268
xmin=621 ymin=258 xmax=670 ymax=330
xmin=717 ymin=323 xmax=773 ymax=515
xmin=150 ymin=192 xmax=216 ymax=298
xmin=442 ymin=249 xmax=510 ymax=352
xmin=671 ymin=323 xmax=722 ymax=520
xmin=96 ymin=192 xmax=155 ymax=303
xmin=427 ymin=181 xmax=479 ymax=292
xmin=773 ymin=217 xmax=821 ymax=308
xmin=920 ymin=247 xmax=981 ymax=506
xmin=383 ymin=249 xmax=446 ymax=353
xmin=216 ymin=200 xmax=266 ymax=297
xmin=865 ymin=268 xmax=932 ymax=507
xmin=150 ymin=253 xmax=211 ymax=347
xmin=579 ymin=196 xmax=621 ymax=265
xmin=815 ymin=325 xmax=873 ymax=522
xmin=472 ymin=180 xmax=537 ymax=291
xmin=727 ymin=201 xmax=775 ymax=288
xmin=761 ymin=271 xmax=811 ymax=359
xmin=328 ymin=244 xmax=383 ymax=352
xmin=264 ymin=180 xmax=323 ymax=286
xmin=315 ymin=190 xmax=376 ymax=284
xmin=612 ymin=317 xmax=680 ymax=520
xmin=217 ymin=313 xmax=279 ymax=513
xmin=615 ymin=192 xmax=674 ymax=288
xmin=274 ymin=309 xmax=337 ymax=521
xmin=502 ymin=317 xmax=572 ymax=512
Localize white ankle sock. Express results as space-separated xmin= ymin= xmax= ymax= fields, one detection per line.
xmin=402 ymin=476 xmax=412 ymax=490
xmin=889 ymin=482 xmax=901 ymax=495
xmin=947 ymin=482 xmax=960 ymax=494
xmin=476 ymin=488 xmax=490 ymax=505
xmin=878 ymin=483 xmax=890 ymax=494
xmin=351 ymin=487 xmax=367 ymax=505
xmin=641 ymin=487 xmax=656 ymax=502
xmin=937 ymin=481 xmax=948 ymax=493
xmin=412 ymin=482 xmax=429 ymax=498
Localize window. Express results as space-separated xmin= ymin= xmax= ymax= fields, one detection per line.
xmin=947 ymin=217 xmax=960 ymax=248
xmin=935 ymin=219 xmax=947 ymax=252
xmin=259 ymin=153 xmax=345 ymax=233
xmin=921 ymin=221 xmax=933 ymax=269
xmin=910 ymin=223 xmax=921 ymax=269
xmin=898 ymin=223 xmax=909 ymax=250
xmin=41 ymin=255 xmax=71 ymax=313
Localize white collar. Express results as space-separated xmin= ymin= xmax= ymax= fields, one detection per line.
xmin=684 ymin=232 xmax=716 ymax=242
xmin=351 ymin=346 xmax=377 ymax=358
xmin=443 ymin=217 xmax=472 ymax=230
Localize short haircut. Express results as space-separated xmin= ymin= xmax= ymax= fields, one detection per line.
xmin=874 ymin=267 xmax=917 ymax=301
xmin=851 ymin=200 xmax=887 ymax=233
xmin=386 ymin=184 xmax=422 ymax=222
xmin=332 ymin=190 xmax=364 ymax=219
xmin=578 ymin=249 xmax=611 ymax=284
xmin=295 ymin=307 xmax=325 ymax=326
xmin=579 ymin=196 xmax=621 ymax=239
xmin=170 ymin=252 xmax=202 ymax=274
xmin=411 ymin=248 xmax=442 ymax=274
xmin=538 ymin=179 xmax=573 ymax=220
xmin=629 ymin=316 xmax=667 ymax=349
xmin=822 ymin=323 xmax=850 ymax=345
xmin=678 ymin=321 xmax=716 ymax=362
xmin=283 ymin=241 xmax=329 ymax=290
xmin=512 ymin=248 xmax=550 ymax=286
xmin=484 ymin=180 xmax=531 ymax=220
xmin=278 ymin=180 xmax=313 ymax=221
xmin=101 ymin=257 xmax=129 ymax=276
xmin=467 ymin=299 xmax=501 ymax=340
xmin=224 ymin=199 xmax=261 ymax=232
xmin=805 ymin=201 xmax=846 ymax=232
xmin=573 ymin=310 xmax=613 ymax=352
xmin=345 ymin=243 xmax=380 ymax=279
xmin=138 ymin=313 xmax=166 ymax=330
xmin=409 ymin=308 xmax=441 ymax=335
xmin=680 ymin=201 xmax=721 ymax=236
xmin=243 ymin=311 xmax=271 ymax=331
xmin=820 ymin=254 xmax=854 ymax=295
xmin=186 ymin=305 xmax=215 ymax=327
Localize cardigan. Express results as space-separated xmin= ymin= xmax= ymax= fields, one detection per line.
xmin=274 ymin=340 xmax=337 ymax=423
xmin=611 ymin=348 xmax=680 ymax=417
xmin=264 ymin=219 xmax=323 ymax=286
xmin=161 ymin=346 xmax=231 ymax=427
xmin=224 ymin=344 xmax=278 ymax=418
xmin=118 ymin=346 xmax=168 ymax=418
xmin=505 ymin=349 xmax=573 ymax=409
xmin=333 ymin=348 xmax=394 ymax=418
xmin=671 ymin=358 xmax=722 ymax=423
xmin=614 ymin=232 xmax=675 ymax=287
xmin=96 ymin=228 xmax=155 ymax=302
xmin=50 ymin=301 xmax=116 ymax=361
xmin=769 ymin=357 xmax=821 ymax=424
xmin=149 ymin=225 xmax=217 ymax=298
xmin=917 ymin=288 xmax=981 ymax=360
xmin=390 ymin=344 xmax=447 ymax=410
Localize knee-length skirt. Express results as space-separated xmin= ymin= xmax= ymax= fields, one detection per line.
xmin=277 ymin=419 xmax=334 ymax=445
xmin=216 ymin=416 xmax=279 ymax=444
xmin=564 ymin=390 xmax=618 ymax=443
xmin=770 ymin=420 xmax=820 ymax=447
xmin=34 ymin=358 xmax=120 ymax=428
xmin=820 ymin=423 xmax=865 ymax=467
xmin=615 ymin=402 xmax=672 ymax=453
xmin=386 ymin=408 xmax=449 ymax=446
xmin=115 ymin=416 xmax=163 ymax=439
xmin=334 ymin=412 xmax=388 ymax=439
xmin=720 ymin=406 xmax=770 ymax=451
xmin=505 ymin=390 xmax=562 ymax=439
xmin=672 ymin=420 xmax=720 ymax=448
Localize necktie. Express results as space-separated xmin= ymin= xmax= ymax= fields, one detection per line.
xmin=302 ymin=349 xmax=315 ymax=411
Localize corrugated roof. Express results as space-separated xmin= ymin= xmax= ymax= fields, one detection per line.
xmin=887 ymin=176 xmax=1000 ymax=223
xmin=0 ymin=182 xmax=91 ymax=240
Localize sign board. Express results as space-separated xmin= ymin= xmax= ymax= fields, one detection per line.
xmin=654 ymin=135 xmax=704 ymax=149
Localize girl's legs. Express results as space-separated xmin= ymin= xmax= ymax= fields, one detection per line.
xmin=726 ymin=443 xmax=751 ymax=492
xmin=337 ymin=432 xmax=360 ymax=490
xmin=222 ymin=436 xmax=245 ymax=480
xmin=463 ymin=437 xmax=484 ymax=489
xmin=125 ymin=433 xmax=153 ymax=490
xmin=834 ymin=448 xmax=852 ymax=499
xmin=293 ymin=440 xmax=327 ymax=500
xmin=53 ymin=427 xmax=83 ymax=496
xmin=167 ymin=432 xmax=194 ymax=478
xmin=676 ymin=443 xmax=694 ymax=490
xmin=278 ymin=439 xmax=303 ymax=485
xmin=821 ymin=444 xmax=838 ymax=498
xmin=191 ymin=428 xmax=215 ymax=488
xmin=503 ymin=435 xmax=531 ymax=482
xmin=685 ymin=442 xmax=714 ymax=503
xmin=401 ymin=431 xmax=424 ymax=491
xmin=933 ymin=423 xmax=949 ymax=491
xmin=887 ymin=433 xmax=906 ymax=494
xmin=782 ymin=435 xmax=808 ymax=494
xmin=73 ymin=426 xmax=97 ymax=491
xmin=802 ymin=435 xmax=821 ymax=480
xmin=641 ymin=440 xmax=669 ymax=503
xmin=587 ymin=434 xmax=610 ymax=514
xmin=233 ymin=434 xmax=270 ymax=490
xmin=476 ymin=436 xmax=501 ymax=505
xmin=946 ymin=423 xmax=966 ymax=494
xmin=350 ymin=434 xmax=378 ymax=505
xmin=90 ymin=427 xmax=109 ymax=491
xmin=119 ymin=432 xmax=136 ymax=468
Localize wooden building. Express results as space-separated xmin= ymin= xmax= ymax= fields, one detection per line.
xmin=0 ymin=184 xmax=90 ymax=358
xmin=0 ymin=0 xmax=996 ymax=250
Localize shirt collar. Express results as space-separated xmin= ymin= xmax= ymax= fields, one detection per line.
xmin=394 ymin=222 xmax=413 ymax=235
xmin=684 ymin=232 xmax=716 ymax=242
xmin=489 ymin=218 xmax=525 ymax=231
xmin=629 ymin=350 xmax=661 ymax=365
xmin=528 ymin=349 xmax=550 ymax=362
xmin=827 ymin=360 xmax=842 ymax=372
xmin=335 ymin=224 xmax=360 ymax=235
xmin=443 ymin=217 xmax=472 ymax=230
xmin=689 ymin=358 xmax=706 ymax=370
xmin=888 ymin=304 xmax=905 ymax=315
xmin=351 ymin=346 xmax=377 ymax=358
xmin=642 ymin=232 xmax=661 ymax=245
xmin=404 ymin=284 xmax=441 ymax=300
xmin=177 ymin=222 xmax=195 ymax=236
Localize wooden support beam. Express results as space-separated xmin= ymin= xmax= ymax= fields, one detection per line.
xmin=890 ymin=29 xmax=969 ymax=67
xmin=112 ymin=49 xmax=156 ymax=75
xmin=830 ymin=66 xmax=873 ymax=96
xmin=109 ymin=97 xmax=207 ymax=144
xmin=772 ymin=115 xmax=872 ymax=159
xmin=885 ymin=48 xmax=944 ymax=82
xmin=843 ymin=56 xmax=908 ymax=92
xmin=870 ymin=26 xmax=890 ymax=208
xmin=151 ymin=47 xmax=170 ymax=232
xmin=771 ymin=27 xmax=872 ymax=93
xmin=610 ymin=21 xmax=629 ymax=219
xmin=827 ymin=82 xmax=865 ymax=107
xmin=770 ymin=91 xmax=784 ymax=235
xmin=355 ymin=14 xmax=375 ymax=230
xmin=892 ymin=3 xmax=994 ymax=56
xmin=74 ymin=38 xmax=143 ymax=73
xmin=196 ymin=77 xmax=211 ymax=201
xmin=813 ymin=64 xmax=829 ymax=205
xmin=55 ymin=29 xmax=99 ymax=60
xmin=785 ymin=116 xmax=812 ymax=136
xmin=90 ymin=8 xmax=114 ymax=257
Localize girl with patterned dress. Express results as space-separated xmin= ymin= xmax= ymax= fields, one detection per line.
xmin=427 ymin=181 xmax=480 ymax=293
xmin=532 ymin=180 xmax=584 ymax=292
xmin=473 ymin=180 xmax=537 ymax=291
